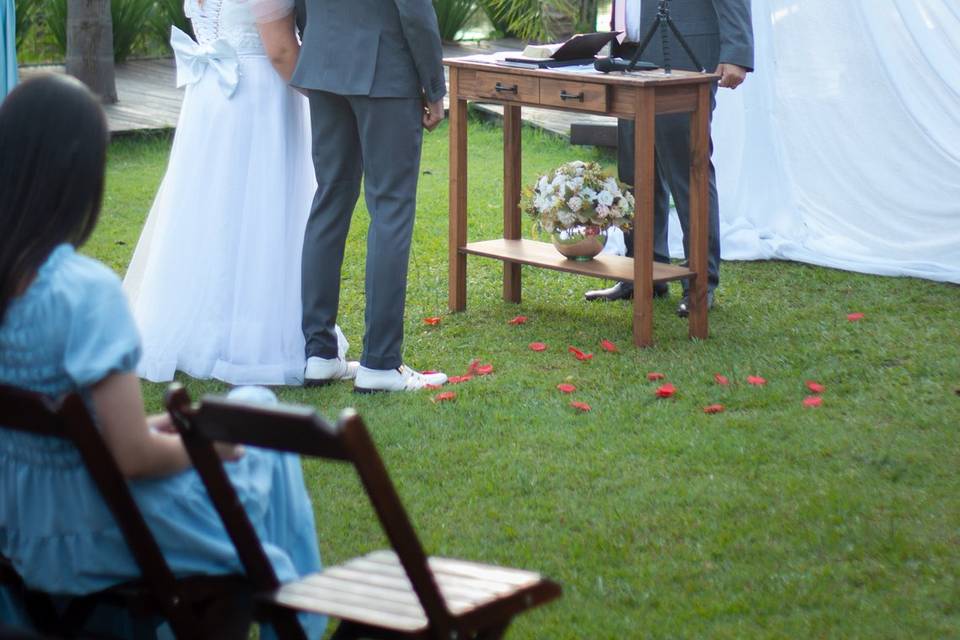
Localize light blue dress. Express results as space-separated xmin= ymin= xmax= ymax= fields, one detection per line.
xmin=0 ymin=245 xmax=324 ymax=638
xmin=1 ymin=0 xmax=16 ymax=99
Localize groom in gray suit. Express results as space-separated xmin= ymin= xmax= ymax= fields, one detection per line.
xmin=585 ymin=0 xmax=754 ymax=316
xmin=293 ymin=0 xmax=449 ymax=392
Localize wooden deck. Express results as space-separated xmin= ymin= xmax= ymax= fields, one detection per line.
xmin=18 ymin=43 xmax=617 ymax=142
xmin=20 ymin=59 xmax=182 ymax=135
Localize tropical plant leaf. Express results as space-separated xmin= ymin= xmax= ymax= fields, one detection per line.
xmin=432 ymin=0 xmax=478 ymax=42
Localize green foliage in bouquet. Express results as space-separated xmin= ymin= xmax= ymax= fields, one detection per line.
xmin=522 ymin=160 xmax=634 ymax=235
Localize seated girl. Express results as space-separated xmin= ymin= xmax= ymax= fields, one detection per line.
xmin=0 ymin=75 xmax=324 ymax=639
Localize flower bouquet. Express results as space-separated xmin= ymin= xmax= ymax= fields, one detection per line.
xmin=521 ymin=161 xmax=634 ymax=261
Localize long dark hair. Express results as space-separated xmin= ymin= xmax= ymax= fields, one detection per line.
xmin=0 ymin=75 xmax=109 ymax=321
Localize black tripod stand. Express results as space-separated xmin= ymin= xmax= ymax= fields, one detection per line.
xmin=626 ymin=0 xmax=705 ymax=74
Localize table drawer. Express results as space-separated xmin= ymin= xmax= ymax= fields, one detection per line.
xmin=539 ymin=78 xmax=608 ymax=113
xmin=472 ymin=72 xmax=539 ymax=103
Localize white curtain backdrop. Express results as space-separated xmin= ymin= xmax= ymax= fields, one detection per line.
xmin=713 ymin=0 xmax=960 ymax=283
xmin=609 ymin=0 xmax=960 ymax=284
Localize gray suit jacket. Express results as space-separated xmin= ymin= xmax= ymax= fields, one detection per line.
xmin=613 ymin=0 xmax=753 ymax=73
xmin=292 ymin=0 xmax=446 ymax=102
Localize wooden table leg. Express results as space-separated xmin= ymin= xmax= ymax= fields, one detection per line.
xmin=687 ymin=83 xmax=711 ymax=340
xmin=448 ymin=67 xmax=468 ymax=312
xmin=503 ymin=104 xmax=522 ymax=304
xmin=633 ymin=88 xmax=656 ymax=347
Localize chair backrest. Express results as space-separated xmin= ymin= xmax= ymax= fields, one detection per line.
xmin=164 ymin=383 xmax=456 ymax=634
xmin=0 ymin=385 xmax=196 ymax=632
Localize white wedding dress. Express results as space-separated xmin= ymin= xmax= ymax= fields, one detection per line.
xmin=124 ymin=0 xmax=347 ymax=385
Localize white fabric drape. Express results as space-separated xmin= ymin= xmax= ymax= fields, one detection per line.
xmin=708 ymin=0 xmax=960 ymax=283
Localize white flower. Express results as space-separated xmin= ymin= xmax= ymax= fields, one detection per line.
xmin=604 ymin=177 xmax=619 ymax=194
xmin=596 ymin=204 xmax=611 ymax=218
xmin=557 ymin=209 xmax=577 ymax=227
xmin=596 ymin=190 xmax=614 ymax=206
xmin=580 ymin=187 xmax=597 ymax=203
xmin=567 ymin=196 xmax=583 ymax=212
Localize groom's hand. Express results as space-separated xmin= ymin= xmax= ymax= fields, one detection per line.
xmin=423 ymin=98 xmax=445 ymax=131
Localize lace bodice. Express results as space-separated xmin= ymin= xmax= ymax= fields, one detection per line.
xmin=183 ymin=0 xmax=264 ymax=55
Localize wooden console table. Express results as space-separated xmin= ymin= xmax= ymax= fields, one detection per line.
xmin=445 ymin=56 xmax=718 ymax=347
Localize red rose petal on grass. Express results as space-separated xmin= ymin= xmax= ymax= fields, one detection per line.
xmin=747 ymin=375 xmax=766 ymax=386
xmin=703 ymin=404 xmax=725 ymax=414
xmin=448 ymin=375 xmax=473 ymax=384
xmin=556 ymin=383 xmax=577 ymax=394
xmin=423 ymin=316 xmax=441 ymax=325
xmin=847 ymin=312 xmax=865 ymax=321
xmin=647 ymin=372 xmax=666 ymax=381
xmin=475 ymin=364 xmax=494 ymax=376
xmin=507 ymin=315 xmax=528 ymax=325
xmin=805 ymin=380 xmax=826 ymax=394
xmin=655 ymin=383 xmax=676 ymax=398
xmin=528 ymin=342 xmax=548 ymax=352
xmin=571 ymin=401 xmax=591 ymax=412
xmin=803 ymin=396 xmax=823 ymax=408
xmin=600 ymin=339 xmax=618 ymax=353
xmin=568 ymin=346 xmax=593 ymax=361
xmin=714 ymin=374 xmax=730 ymax=386
xmin=467 ymin=359 xmax=481 ymax=374
xmin=432 ymin=391 xmax=456 ymax=402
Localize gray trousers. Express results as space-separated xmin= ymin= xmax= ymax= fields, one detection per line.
xmin=302 ymin=91 xmax=423 ymax=370
xmin=618 ymin=89 xmax=721 ymax=292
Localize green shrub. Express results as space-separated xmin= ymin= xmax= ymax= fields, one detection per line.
xmin=14 ymin=0 xmax=38 ymax=50
xmin=112 ymin=0 xmax=157 ymax=62
xmin=432 ymin=0 xmax=477 ymax=42
xmin=483 ymin=0 xmax=576 ymax=42
xmin=151 ymin=0 xmax=192 ymax=52
xmin=42 ymin=0 xmax=67 ymax=55
xmin=39 ymin=0 xmax=159 ymax=62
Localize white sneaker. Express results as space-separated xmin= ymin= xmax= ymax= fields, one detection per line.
xmin=304 ymin=356 xmax=360 ymax=387
xmin=354 ymin=365 xmax=448 ymax=393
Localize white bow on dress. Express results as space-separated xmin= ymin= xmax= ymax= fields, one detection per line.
xmin=170 ymin=26 xmax=240 ymax=98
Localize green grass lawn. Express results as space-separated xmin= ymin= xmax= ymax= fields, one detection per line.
xmin=98 ymin=120 xmax=960 ymax=639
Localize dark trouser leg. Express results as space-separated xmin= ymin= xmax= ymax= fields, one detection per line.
xmin=302 ymin=91 xmax=362 ymax=359
xmin=653 ymin=92 xmax=721 ymax=293
xmin=349 ymin=96 xmax=423 ymax=370
xmin=617 ymin=118 xmax=672 ymax=265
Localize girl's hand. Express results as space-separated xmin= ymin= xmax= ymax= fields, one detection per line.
xmin=215 ymin=441 xmax=245 ymax=462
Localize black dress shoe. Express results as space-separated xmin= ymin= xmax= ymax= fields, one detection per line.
xmin=676 ymin=291 xmax=715 ymax=317
xmin=585 ymin=281 xmax=633 ymax=301
xmin=585 ymin=281 xmax=670 ymax=302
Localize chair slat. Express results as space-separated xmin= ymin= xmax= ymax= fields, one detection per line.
xmin=325 ymin=565 xmax=502 ymax=604
xmin=193 ymin=399 xmax=350 ymax=461
xmin=277 ymin=582 xmax=428 ymax=619
xmin=271 ymin=590 xmax=428 ymax=632
xmin=294 ymin=571 xmax=476 ymax=610
xmin=344 ymin=557 xmax=526 ymax=597
xmin=367 ymin=550 xmax=544 ymax=587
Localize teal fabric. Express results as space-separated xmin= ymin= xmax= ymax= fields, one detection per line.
xmin=0 ymin=245 xmax=324 ymax=638
xmin=1 ymin=0 xmax=16 ymax=99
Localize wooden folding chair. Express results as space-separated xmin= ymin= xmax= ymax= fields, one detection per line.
xmin=0 ymin=385 xmax=252 ymax=639
xmin=165 ymin=384 xmax=562 ymax=640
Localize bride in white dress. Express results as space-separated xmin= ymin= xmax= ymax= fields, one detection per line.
xmin=123 ymin=0 xmax=348 ymax=386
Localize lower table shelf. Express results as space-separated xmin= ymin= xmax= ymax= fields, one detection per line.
xmin=461 ymin=239 xmax=695 ymax=283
